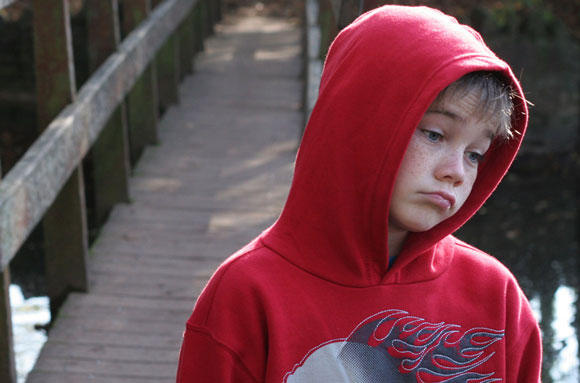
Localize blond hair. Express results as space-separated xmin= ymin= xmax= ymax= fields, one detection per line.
xmin=434 ymin=71 xmax=515 ymax=139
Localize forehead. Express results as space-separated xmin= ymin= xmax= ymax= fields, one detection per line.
xmin=429 ymin=89 xmax=501 ymax=134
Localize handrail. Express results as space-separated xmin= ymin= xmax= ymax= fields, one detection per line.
xmin=0 ymin=0 xmax=198 ymax=271
xmin=0 ymin=0 xmax=18 ymax=10
xmin=0 ymin=1 xmax=220 ymax=382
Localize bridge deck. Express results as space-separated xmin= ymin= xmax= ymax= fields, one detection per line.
xmin=26 ymin=7 xmax=303 ymax=383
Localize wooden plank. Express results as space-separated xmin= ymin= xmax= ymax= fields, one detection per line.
xmin=58 ymin=294 xmax=194 ymax=322
xmin=0 ymin=270 xmax=16 ymax=383
xmin=47 ymin=326 xmax=183 ymax=348
xmin=87 ymin=276 xmax=207 ymax=300
xmin=48 ymin=314 xmax=184 ymax=335
xmin=53 ymin=292 xmax=193 ymax=312
xmin=34 ymin=342 xmax=179 ymax=363
xmin=0 ymin=0 xmax=199 ymax=271
xmin=32 ymin=352 xmax=178 ymax=379
xmin=27 ymin=370 xmax=173 ymax=383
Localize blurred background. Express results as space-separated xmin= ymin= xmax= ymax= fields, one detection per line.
xmin=0 ymin=0 xmax=577 ymax=382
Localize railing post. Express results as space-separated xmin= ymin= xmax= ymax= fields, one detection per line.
xmin=0 ymin=271 xmax=16 ymax=383
xmin=207 ymin=0 xmax=218 ymax=28
xmin=151 ymin=0 xmax=180 ymax=107
xmin=178 ymin=7 xmax=195 ymax=80
xmin=200 ymin=0 xmax=211 ymax=38
xmin=361 ymin=0 xmax=378 ymax=13
xmin=0 ymin=150 xmax=16 ymax=383
xmin=156 ymin=31 xmax=180 ymax=115
xmin=123 ymin=0 xmax=158 ymax=165
xmin=193 ymin=1 xmax=205 ymax=53
xmin=33 ymin=0 xmax=89 ymax=317
xmin=0 ymin=154 xmax=16 ymax=383
xmin=85 ymin=0 xmax=131 ymax=231
xmin=0 ymin=270 xmax=16 ymax=383
xmin=318 ymin=0 xmax=339 ymax=59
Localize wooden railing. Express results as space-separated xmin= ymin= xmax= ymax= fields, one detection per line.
xmin=0 ymin=0 xmax=220 ymax=382
xmin=304 ymin=0 xmax=378 ymax=120
xmin=318 ymin=0 xmax=378 ymax=56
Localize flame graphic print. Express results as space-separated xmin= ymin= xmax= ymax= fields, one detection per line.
xmin=285 ymin=309 xmax=505 ymax=383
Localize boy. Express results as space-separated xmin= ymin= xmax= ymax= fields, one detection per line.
xmin=177 ymin=5 xmax=542 ymax=382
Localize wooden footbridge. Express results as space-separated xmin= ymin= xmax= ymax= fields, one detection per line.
xmin=0 ymin=0 xmax=375 ymax=382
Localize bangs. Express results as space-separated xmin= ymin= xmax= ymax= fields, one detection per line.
xmin=434 ymin=72 xmax=515 ymax=139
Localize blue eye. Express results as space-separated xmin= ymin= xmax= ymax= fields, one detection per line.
xmin=422 ymin=130 xmax=442 ymax=142
xmin=466 ymin=151 xmax=485 ymax=164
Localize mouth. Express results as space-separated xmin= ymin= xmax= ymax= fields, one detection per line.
xmin=421 ymin=191 xmax=456 ymax=209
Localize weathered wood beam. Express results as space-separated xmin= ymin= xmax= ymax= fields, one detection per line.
xmin=0 ymin=225 xmax=16 ymax=383
xmin=33 ymin=0 xmax=77 ymax=128
xmin=87 ymin=0 xmax=122 ymax=72
xmin=156 ymin=32 xmax=180 ymax=115
xmin=33 ymin=0 xmax=89 ymax=316
xmin=86 ymin=0 xmax=131 ymax=230
xmin=319 ymin=0 xmax=340 ymax=58
xmin=124 ymin=0 xmax=159 ymax=164
xmin=0 ymin=162 xmax=15 ymax=383
xmin=193 ymin=1 xmax=205 ymax=53
xmin=178 ymin=9 xmax=195 ymax=80
xmin=0 ymin=0 xmax=200 ymax=271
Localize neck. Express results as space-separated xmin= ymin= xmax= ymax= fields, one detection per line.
xmin=388 ymin=228 xmax=408 ymax=258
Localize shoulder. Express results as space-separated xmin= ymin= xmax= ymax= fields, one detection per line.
xmin=188 ymin=237 xmax=284 ymax=325
xmin=445 ymin=235 xmax=534 ymax=313
xmin=447 ymin=235 xmax=538 ymax=327
xmin=447 ymin=235 xmax=516 ymax=280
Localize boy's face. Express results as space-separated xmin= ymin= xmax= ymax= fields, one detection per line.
xmin=389 ymin=92 xmax=496 ymax=235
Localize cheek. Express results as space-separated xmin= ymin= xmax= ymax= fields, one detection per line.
xmin=398 ymin=140 xmax=430 ymax=177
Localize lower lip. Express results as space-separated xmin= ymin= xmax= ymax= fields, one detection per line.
xmin=422 ymin=193 xmax=453 ymax=209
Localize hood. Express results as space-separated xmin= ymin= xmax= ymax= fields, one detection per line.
xmin=262 ymin=5 xmax=528 ymax=287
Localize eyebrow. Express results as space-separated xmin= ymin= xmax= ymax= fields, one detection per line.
xmin=427 ymin=108 xmax=461 ymax=120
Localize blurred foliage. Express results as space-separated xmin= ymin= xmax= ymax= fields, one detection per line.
xmin=376 ymin=0 xmax=580 ymax=157
xmin=378 ymin=0 xmax=579 ymax=40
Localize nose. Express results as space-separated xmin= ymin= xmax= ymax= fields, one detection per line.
xmin=434 ymin=151 xmax=465 ymax=186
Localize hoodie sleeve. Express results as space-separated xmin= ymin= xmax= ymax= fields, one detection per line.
xmin=176 ymin=325 xmax=259 ymax=383
xmin=507 ymin=323 xmax=542 ymax=382
xmin=176 ymin=251 xmax=269 ymax=383
xmin=504 ymin=280 xmax=543 ymax=382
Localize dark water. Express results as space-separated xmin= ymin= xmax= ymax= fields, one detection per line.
xmin=457 ymin=153 xmax=579 ymax=382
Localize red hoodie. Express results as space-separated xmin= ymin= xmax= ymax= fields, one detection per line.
xmin=177 ymin=5 xmax=542 ymax=382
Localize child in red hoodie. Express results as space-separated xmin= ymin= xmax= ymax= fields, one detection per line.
xmin=177 ymin=5 xmax=542 ymax=382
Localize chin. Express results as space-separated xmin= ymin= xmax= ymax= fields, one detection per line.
xmin=404 ymin=216 xmax=445 ymax=233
